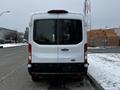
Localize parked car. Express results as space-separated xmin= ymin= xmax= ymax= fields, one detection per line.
xmin=0 ymin=39 xmax=5 ymax=44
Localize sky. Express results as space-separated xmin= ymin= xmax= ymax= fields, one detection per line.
xmin=0 ymin=0 xmax=120 ymax=32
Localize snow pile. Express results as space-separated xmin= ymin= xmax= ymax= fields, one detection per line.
xmin=88 ymin=47 xmax=105 ymax=49
xmin=88 ymin=53 xmax=120 ymax=90
xmin=0 ymin=43 xmax=27 ymax=48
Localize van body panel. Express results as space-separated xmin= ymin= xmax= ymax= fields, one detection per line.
xmin=30 ymin=13 xmax=85 ymax=63
xmin=32 ymin=43 xmax=58 ymax=63
xmin=30 ymin=14 xmax=58 ymax=63
xmin=58 ymin=44 xmax=84 ymax=63
xmin=57 ymin=14 xmax=84 ymax=63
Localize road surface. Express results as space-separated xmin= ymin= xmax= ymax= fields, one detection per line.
xmin=0 ymin=46 xmax=98 ymax=90
xmin=88 ymin=47 xmax=120 ymax=53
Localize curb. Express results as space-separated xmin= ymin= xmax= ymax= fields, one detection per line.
xmin=87 ymin=73 xmax=105 ymax=90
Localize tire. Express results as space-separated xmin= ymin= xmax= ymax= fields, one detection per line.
xmin=31 ymin=75 xmax=39 ymax=82
xmin=84 ymin=67 xmax=88 ymax=75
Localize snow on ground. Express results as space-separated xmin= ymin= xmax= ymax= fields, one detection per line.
xmin=88 ymin=47 xmax=105 ymax=49
xmin=88 ymin=53 xmax=120 ymax=90
xmin=0 ymin=43 xmax=27 ymax=48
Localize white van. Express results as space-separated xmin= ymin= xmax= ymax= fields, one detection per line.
xmin=28 ymin=10 xmax=88 ymax=81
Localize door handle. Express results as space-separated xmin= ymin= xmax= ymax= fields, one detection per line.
xmin=61 ymin=48 xmax=69 ymax=51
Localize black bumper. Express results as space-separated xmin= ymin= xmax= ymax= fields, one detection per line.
xmin=28 ymin=63 xmax=87 ymax=76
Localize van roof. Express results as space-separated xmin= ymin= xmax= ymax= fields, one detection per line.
xmin=30 ymin=11 xmax=85 ymax=23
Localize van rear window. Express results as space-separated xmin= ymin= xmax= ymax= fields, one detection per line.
xmin=33 ymin=19 xmax=82 ymax=45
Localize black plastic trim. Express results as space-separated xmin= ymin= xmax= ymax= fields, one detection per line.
xmin=28 ymin=63 xmax=87 ymax=75
xmin=48 ymin=10 xmax=68 ymax=14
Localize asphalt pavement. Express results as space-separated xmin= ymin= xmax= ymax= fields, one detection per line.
xmin=0 ymin=46 xmax=96 ymax=90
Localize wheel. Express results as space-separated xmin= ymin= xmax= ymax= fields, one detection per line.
xmin=31 ymin=75 xmax=39 ymax=82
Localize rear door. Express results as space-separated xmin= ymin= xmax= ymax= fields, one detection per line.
xmin=32 ymin=14 xmax=58 ymax=63
xmin=57 ymin=14 xmax=84 ymax=63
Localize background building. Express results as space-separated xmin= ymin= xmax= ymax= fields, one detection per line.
xmin=88 ymin=28 xmax=120 ymax=47
xmin=24 ymin=27 xmax=29 ymax=42
xmin=0 ymin=27 xmax=18 ymax=44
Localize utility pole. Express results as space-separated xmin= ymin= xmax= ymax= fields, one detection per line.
xmin=84 ymin=0 xmax=91 ymax=31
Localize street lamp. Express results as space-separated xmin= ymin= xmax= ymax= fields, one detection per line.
xmin=0 ymin=11 xmax=10 ymax=16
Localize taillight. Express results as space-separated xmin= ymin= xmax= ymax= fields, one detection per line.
xmin=28 ymin=43 xmax=32 ymax=64
xmin=28 ymin=43 xmax=32 ymax=55
xmin=84 ymin=43 xmax=89 ymax=67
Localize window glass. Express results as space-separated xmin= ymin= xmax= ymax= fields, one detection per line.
xmin=33 ymin=20 xmax=57 ymax=44
xmin=33 ymin=19 xmax=82 ymax=45
xmin=58 ymin=19 xmax=82 ymax=44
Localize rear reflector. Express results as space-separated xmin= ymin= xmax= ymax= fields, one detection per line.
xmin=28 ymin=43 xmax=32 ymax=54
xmin=84 ymin=43 xmax=87 ymax=52
xmin=84 ymin=43 xmax=88 ymax=64
xmin=28 ymin=43 xmax=32 ymax=64
xmin=28 ymin=58 xmax=32 ymax=64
